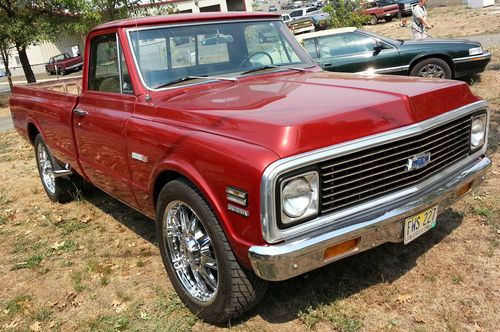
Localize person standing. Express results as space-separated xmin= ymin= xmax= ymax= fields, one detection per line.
xmin=411 ymin=0 xmax=433 ymax=39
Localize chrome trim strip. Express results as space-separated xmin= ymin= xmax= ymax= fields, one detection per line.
xmin=453 ymin=51 xmax=491 ymax=64
xmin=260 ymin=100 xmax=488 ymax=243
xmin=356 ymin=64 xmax=410 ymax=74
xmin=65 ymin=62 xmax=83 ymax=70
xmin=251 ymin=156 xmax=491 ymax=281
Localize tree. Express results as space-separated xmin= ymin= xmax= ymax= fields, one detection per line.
xmin=323 ymin=0 xmax=370 ymax=29
xmin=0 ymin=1 xmax=74 ymax=83
xmin=0 ymin=11 xmax=13 ymax=91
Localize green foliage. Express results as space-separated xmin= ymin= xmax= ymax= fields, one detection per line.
xmin=323 ymin=0 xmax=370 ymax=29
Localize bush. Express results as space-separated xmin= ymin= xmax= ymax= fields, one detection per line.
xmin=323 ymin=0 xmax=370 ymax=29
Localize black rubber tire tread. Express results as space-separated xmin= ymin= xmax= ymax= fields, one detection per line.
xmin=156 ymin=179 xmax=268 ymax=324
xmin=410 ymin=57 xmax=452 ymax=79
xmin=34 ymin=134 xmax=81 ymax=203
xmin=385 ymin=16 xmax=393 ymax=22
xmin=370 ymin=15 xmax=378 ymax=25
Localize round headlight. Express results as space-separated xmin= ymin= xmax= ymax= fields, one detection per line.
xmin=471 ymin=116 xmax=485 ymax=148
xmin=282 ymin=177 xmax=312 ymax=218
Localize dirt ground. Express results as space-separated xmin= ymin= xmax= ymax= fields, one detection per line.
xmin=364 ymin=5 xmax=500 ymax=40
xmin=1 ymin=7 xmax=499 ymax=332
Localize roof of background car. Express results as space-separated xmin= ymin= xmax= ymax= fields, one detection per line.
xmin=295 ymin=27 xmax=357 ymax=41
xmin=93 ymin=12 xmax=282 ymax=32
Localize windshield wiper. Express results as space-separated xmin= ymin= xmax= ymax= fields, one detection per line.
xmin=155 ymin=75 xmax=237 ymax=89
xmin=240 ymin=65 xmax=312 ymax=76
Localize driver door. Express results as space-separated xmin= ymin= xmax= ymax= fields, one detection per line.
xmin=315 ymin=32 xmax=403 ymax=74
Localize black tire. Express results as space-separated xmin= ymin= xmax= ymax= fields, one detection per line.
xmin=156 ymin=179 xmax=268 ymax=324
xmin=370 ymin=15 xmax=378 ymax=25
xmin=385 ymin=16 xmax=393 ymax=22
xmin=59 ymin=69 xmax=65 ymax=75
xmin=34 ymin=134 xmax=81 ymax=203
xmin=410 ymin=58 xmax=452 ymax=79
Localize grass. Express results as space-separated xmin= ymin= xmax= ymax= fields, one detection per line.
xmin=71 ymin=271 xmax=87 ymax=293
xmin=299 ymin=304 xmax=362 ymax=332
xmin=4 ymin=294 xmax=32 ymax=316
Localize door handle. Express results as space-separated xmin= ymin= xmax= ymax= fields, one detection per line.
xmin=73 ymin=108 xmax=88 ymax=117
xmin=322 ymin=63 xmax=332 ymax=67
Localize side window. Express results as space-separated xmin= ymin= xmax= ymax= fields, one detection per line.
xmin=306 ymin=8 xmax=316 ymax=13
xmin=88 ymin=34 xmax=133 ymax=94
xmin=290 ymin=10 xmax=301 ymax=18
xmin=318 ymin=33 xmax=375 ymax=58
xmin=303 ymin=39 xmax=318 ymax=59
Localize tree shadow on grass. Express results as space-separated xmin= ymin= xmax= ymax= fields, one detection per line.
xmin=78 ymin=185 xmax=464 ymax=326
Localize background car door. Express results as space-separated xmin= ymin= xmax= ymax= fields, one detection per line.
xmin=73 ymin=33 xmax=138 ymax=208
xmin=315 ymin=32 xmax=403 ymax=74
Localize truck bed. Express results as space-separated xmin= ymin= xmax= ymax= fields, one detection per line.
xmin=10 ymin=77 xmax=81 ymax=169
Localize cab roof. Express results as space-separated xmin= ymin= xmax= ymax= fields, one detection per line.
xmin=93 ymin=12 xmax=281 ymax=32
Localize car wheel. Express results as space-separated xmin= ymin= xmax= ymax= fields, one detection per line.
xmin=370 ymin=15 xmax=378 ymax=25
xmin=410 ymin=58 xmax=452 ymax=79
xmin=59 ymin=69 xmax=66 ymax=75
xmin=156 ymin=179 xmax=268 ymax=324
xmin=34 ymin=134 xmax=81 ymax=203
xmin=385 ymin=16 xmax=393 ymax=22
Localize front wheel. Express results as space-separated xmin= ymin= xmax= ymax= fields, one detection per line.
xmin=370 ymin=15 xmax=378 ymax=25
xmin=385 ymin=16 xmax=393 ymax=22
xmin=410 ymin=58 xmax=452 ymax=79
xmin=156 ymin=179 xmax=268 ymax=324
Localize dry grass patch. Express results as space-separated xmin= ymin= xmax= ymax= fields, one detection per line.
xmin=365 ymin=5 xmax=500 ymax=39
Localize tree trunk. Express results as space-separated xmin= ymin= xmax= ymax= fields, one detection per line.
xmin=0 ymin=46 xmax=13 ymax=91
xmin=15 ymin=42 xmax=36 ymax=83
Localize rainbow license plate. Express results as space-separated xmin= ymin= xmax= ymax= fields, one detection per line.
xmin=404 ymin=206 xmax=438 ymax=244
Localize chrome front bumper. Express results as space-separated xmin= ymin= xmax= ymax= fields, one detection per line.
xmin=248 ymin=156 xmax=491 ymax=281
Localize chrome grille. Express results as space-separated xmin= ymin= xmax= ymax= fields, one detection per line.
xmin=319 ymin=114 xmax=473 ymax=214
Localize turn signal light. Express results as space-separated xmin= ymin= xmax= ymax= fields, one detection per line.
xmin=324 ymin=238 xmax=360 ymax=261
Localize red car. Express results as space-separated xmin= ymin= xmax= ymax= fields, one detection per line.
xmin=45 ymin=53 xmax=83 ymax=75
xmin=363 ymin=1 xmax=400 ymax=24
xmin=10 ymin=12 xmax=491 ymax=323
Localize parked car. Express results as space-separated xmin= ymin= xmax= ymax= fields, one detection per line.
xmin=297 ymin=28 xmax=491 ymax=79
xmin=378 ymin=0 xmax=418 ymax=18
xmin=281 ymin=13 xmax=316 ymax=34
xmin=363 ymin=1 xmax=399 ymax=24
xmin=293 ymin=0 xmax=303 ymax=8
xmin=45 ymin=53 xmax=83 ymax=75
xmin=10 ymin=12 xmax=491 ymax=324
xmin=288 ymin=6 xmax=321 ymax=20
xmin=269 ymin=4 xmax=278 ymax=11
xmin=0 ymin=69 xmax=7 ymax=77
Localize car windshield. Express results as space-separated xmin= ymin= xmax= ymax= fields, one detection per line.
xmin=128 ymin=20 xmax=314 ymax=89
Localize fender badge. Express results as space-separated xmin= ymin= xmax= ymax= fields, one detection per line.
xmin=228 ymin=204 xmax=249 ymax=218
xmin=131 ymin=152 xmax=148 ymax=163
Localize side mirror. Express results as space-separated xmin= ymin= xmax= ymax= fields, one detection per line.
xmin=373 ymin=41 xmax=384 ymax=52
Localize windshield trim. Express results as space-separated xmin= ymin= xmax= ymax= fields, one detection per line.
xmin=125 ymin=18 xmax=313 ymax=92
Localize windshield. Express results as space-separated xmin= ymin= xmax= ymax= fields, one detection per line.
xmin=128 ymin=20 xmax=314 ymax=89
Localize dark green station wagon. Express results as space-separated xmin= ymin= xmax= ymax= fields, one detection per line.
xmin=297 ymin=28 xmax=491 ymax=79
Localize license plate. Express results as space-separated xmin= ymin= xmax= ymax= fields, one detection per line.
xmin=404 ymin=206 xmax=438 ymax=244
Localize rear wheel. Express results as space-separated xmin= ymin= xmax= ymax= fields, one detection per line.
xmin=385 ymin=16 xmax=393 ymax=22
xmin=410 ymin=58 xmax=452 ymax=79
xmin=370 ymin=15 xmax=378 ymax=25
xmin=34 ymin=134 xmax=81 ymax=203
xmin=156 ymin=179 xmax=267 ymax=324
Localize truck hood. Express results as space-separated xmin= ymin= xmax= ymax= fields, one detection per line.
xmin=154 ymin=71 xmax=478 ymax=158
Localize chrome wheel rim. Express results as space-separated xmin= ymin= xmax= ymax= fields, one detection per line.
xmin=163 ymin=200 xmax=218 ymax=302
xmin=418 ymin=64 xmax=445 ymax=78
xmin=37 ymin=143 xmax=55 ymax=194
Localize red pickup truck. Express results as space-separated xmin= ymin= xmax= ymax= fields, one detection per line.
xmin=364 ymin=1 xmax=400 ymax=25
xmin=45 ymin=53 xmax=84 ymax=75
xmin=10 ymin=12 xmax=491 ymax=323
